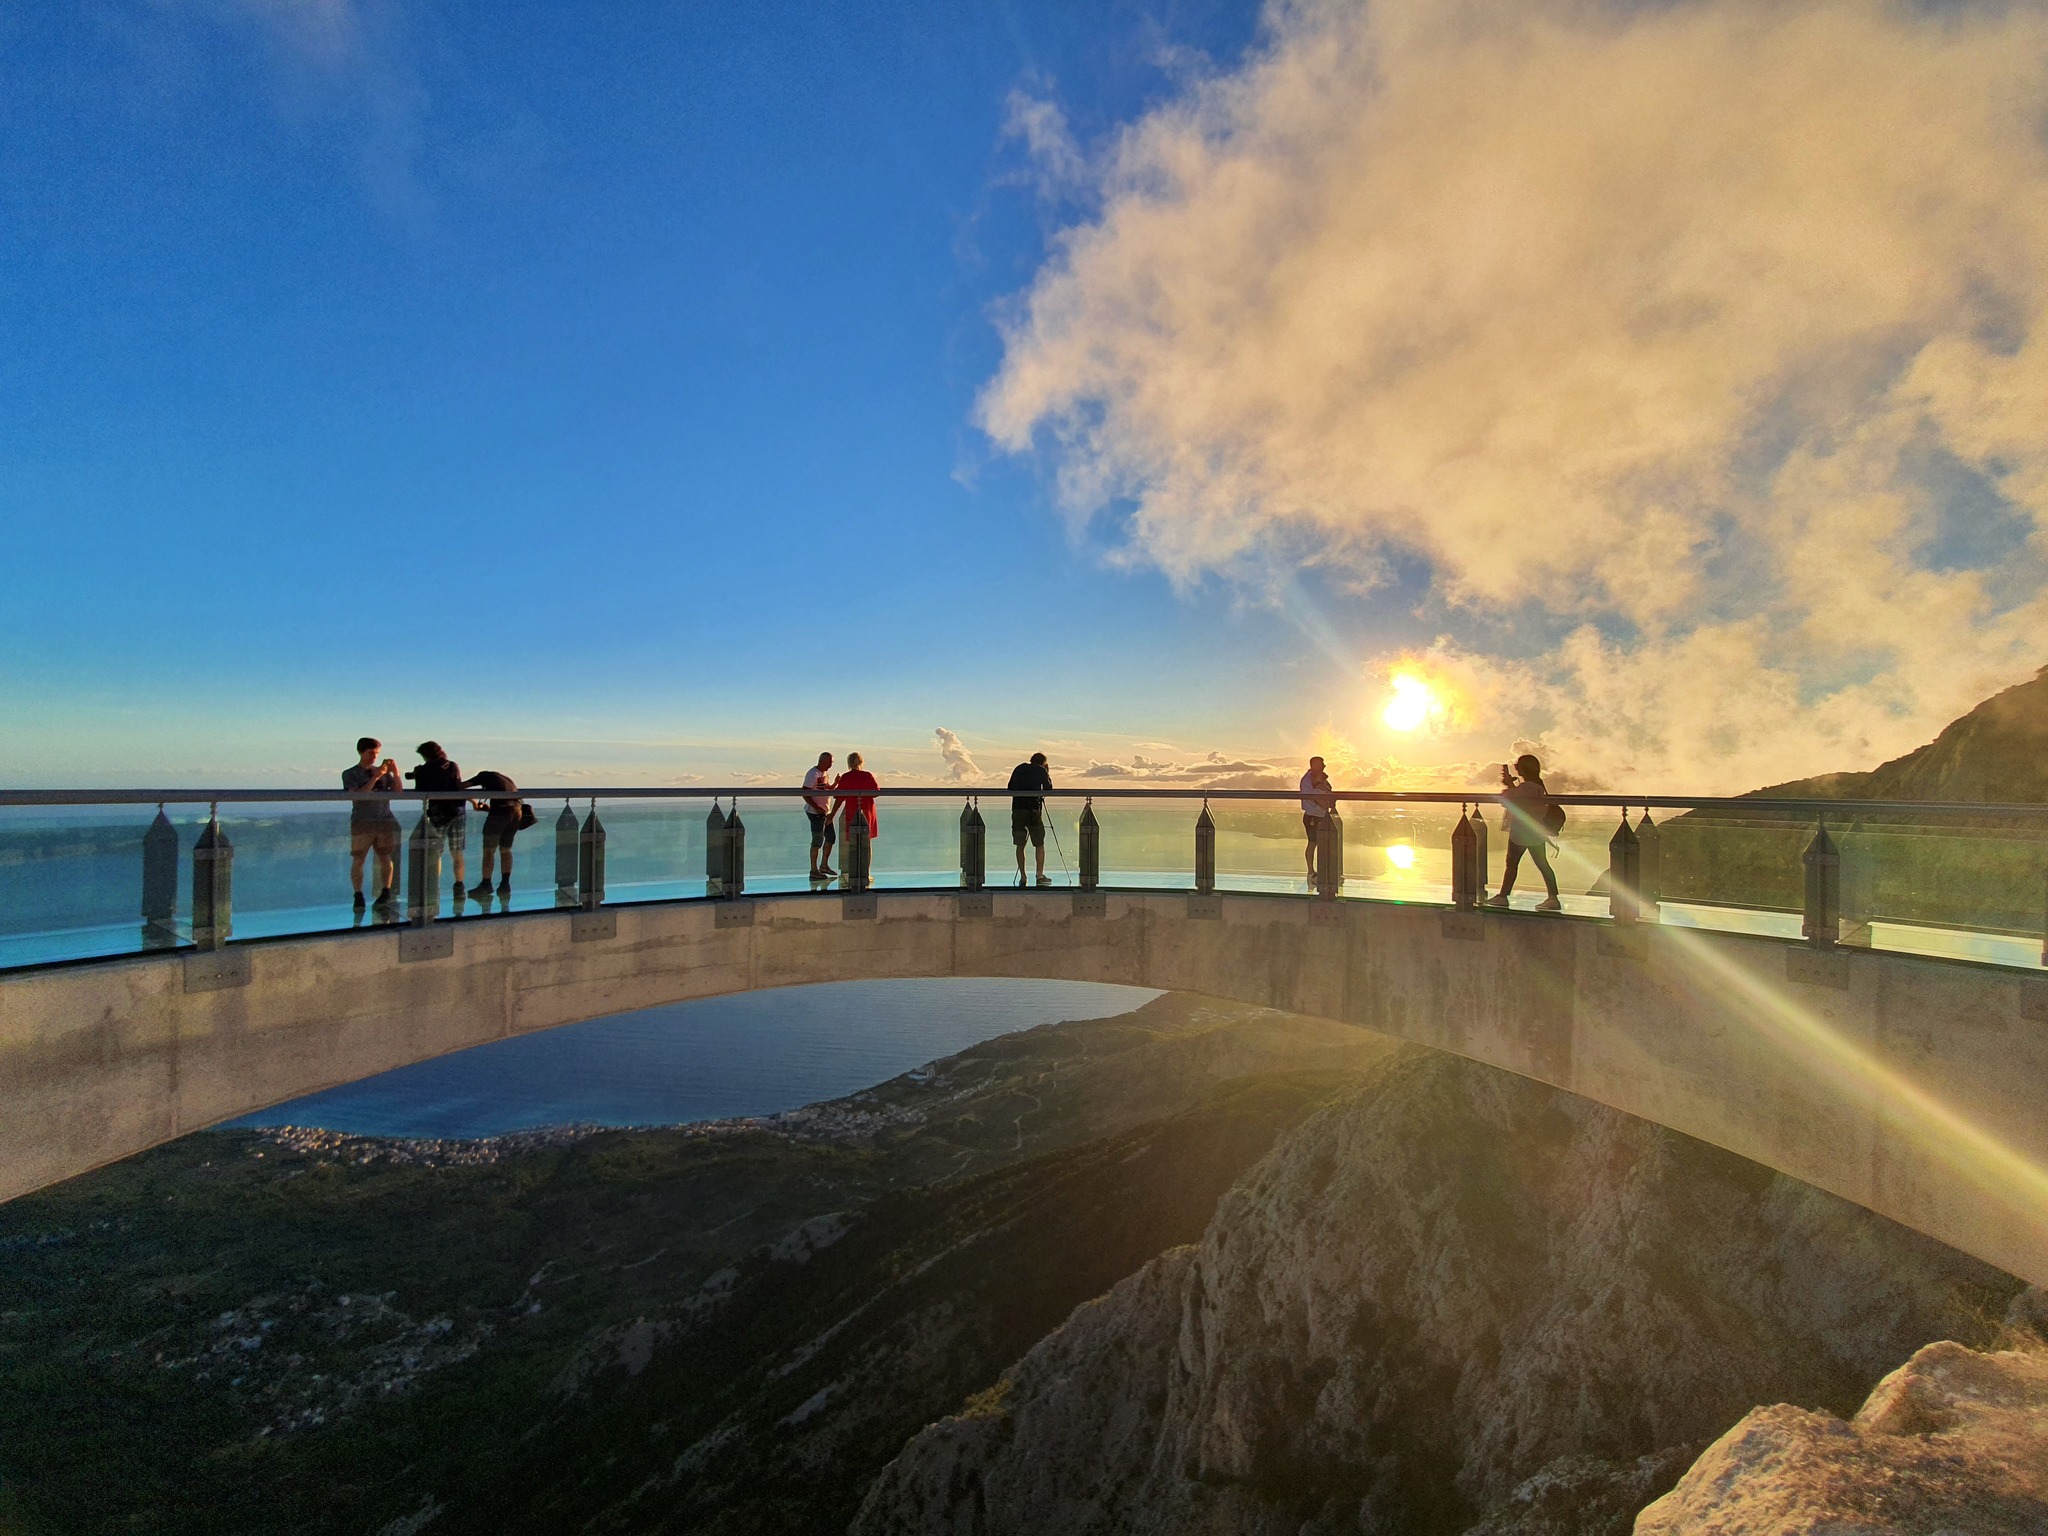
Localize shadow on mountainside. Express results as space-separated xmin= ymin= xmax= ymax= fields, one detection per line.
xmin=856 ymin=1049 xmax=2027 ymax=1536
xmin=0 ymin=994 xmax=1393 ymax=1536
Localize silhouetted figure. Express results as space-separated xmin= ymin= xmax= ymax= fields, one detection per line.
xmin=405 ymin=742 xmax=469 ymax=896
xmin=343 ymin=737 xmax=401 ymax=913
xmin=1299 ymin=755 xmax=1334 ymax=879
xmin=1008 ymin=752 xmax=1054 ymax=887
xmin=804 ymin=751 xmax=838 ymax=879
xmin=1487 ymin=753 xmax=1562 ymax=912
xmin=462 ymin=769 xmax=523 ymax=898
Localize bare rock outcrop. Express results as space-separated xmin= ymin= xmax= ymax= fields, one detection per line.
xmin=1636 ymin=1335 xmax=2048 ymax=1534
xmin=855 ymin=1049 xmax=2018 ymax=1536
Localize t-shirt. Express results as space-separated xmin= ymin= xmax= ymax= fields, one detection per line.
xmin=342 ymin=763 xmax=399 ymax=826
xmin=1008 ymin=761 xmax=1052 ymax=815
xmin=1299 ymin=770 xmax=1332 ymax=817
xmin=802 ymin=765 xmax=834 ymax=815
xmin=463 ymin=770 xmax=517 ymax=815
xmin=407 ymin=758 xmax=465 ymax=824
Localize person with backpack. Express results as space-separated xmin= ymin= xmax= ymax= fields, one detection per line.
xmin=462 ymin=768 xmax=529 ymax=899
xmin=1007 ymin=752 xmax=1055 ymax=887
xmin=1487 ymin=753 xmax=1562 ymax=912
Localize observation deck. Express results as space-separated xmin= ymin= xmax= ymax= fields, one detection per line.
xmin=3 ymin=784 xmax=2046 ymax=1286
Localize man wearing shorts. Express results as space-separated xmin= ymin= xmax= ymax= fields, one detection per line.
xmin=1007 ymin=752 xmax=1054 ymax=887
xmin=803 ymin=752 xmax=837 ymax=879
xmin=463 ymin=769 xmax=521 ymax=898
xmin=405 ymin=741 xmax=469 ymax=896
xmin=342 ymin=737 xmax=401 ymax=912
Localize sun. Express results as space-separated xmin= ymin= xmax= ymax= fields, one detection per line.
xmin=1381 ymin=672 xmax=1439 ymax=733
xmin=1384 ymin=843 xmax=1416 ymax=871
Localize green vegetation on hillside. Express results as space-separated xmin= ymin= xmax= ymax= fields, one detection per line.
xmin=0 ymin=995 xmax=1392 ymax=1535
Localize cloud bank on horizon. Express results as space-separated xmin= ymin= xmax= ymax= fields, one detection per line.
xmin=983 ymin=0 xmax=2048 ymax=792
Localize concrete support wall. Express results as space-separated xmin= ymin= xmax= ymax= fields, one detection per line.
xmin=4 ymin=891 xmax=2045 ymax=1284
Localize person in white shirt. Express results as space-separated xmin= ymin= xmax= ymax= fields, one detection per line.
xmin=803 ymin=752 xmax=837 ymax=879
xmin=1299 ymin=756 xmax=1334 ymax=879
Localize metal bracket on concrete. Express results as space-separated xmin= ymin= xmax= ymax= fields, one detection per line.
xmin=398 ymin=926 xmax=454 ymax=963
xmin=1072 ymin=891 xmax=1106 ymax=918
xmin=1441 ymin=912 xmax=1486 ymax=943
xmin=715 ymin=900 xmax=756 ymax=929
xmin=842 ymin=893 xmax=877 ymax=921
xmin=1596 ymin=925 xmax=1647 ymax=961
xmin=1310 ymin=902 xmax=1344 ymax=927
xmin=183 ymin=948 xmax=251 ymax=992
xmin=2020 ymin=981 xmax=2048 ymax=1024
xmin=957 ymin=891 xmax=993 ymax=918
xmin=571 ymin=910 xmax=618 ymax=943
xmin=1785 ymin=946 xmax=1850 ymax=990
xmin=1188 ymin=893 xmax=1222 ymax=921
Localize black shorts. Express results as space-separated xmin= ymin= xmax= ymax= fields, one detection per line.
xmin=482 ymin=810 xmax=519 ymax=850
xmin=1012 ymin=807 xmax=1044 ymax=848
xmin=808 ymin=810 xmax=836 ymax=850
xmin=1304 ymin=813 xmax=1323 ymax=842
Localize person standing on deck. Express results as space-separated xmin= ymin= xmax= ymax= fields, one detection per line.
xmin=1487 ymin=754 xmax=1562 ymax=912
xmin=832 ymin=752 xmax=880 ymax=862
xmin=1008 ymin=752 xmax=1054 ymax=887
xmin=343 ymin=738 xmax=401 ymax=912
xmin=1299 ymin=756 xmax=1335 ymax=880
xmin=803 ymin=752 xmax=838 ymax=879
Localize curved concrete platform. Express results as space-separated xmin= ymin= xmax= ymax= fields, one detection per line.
xmin=4 ymin=890 xmax=2046 ymax=1284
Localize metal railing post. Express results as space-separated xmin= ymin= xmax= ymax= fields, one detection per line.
xmin=190 ymin=805 xmax=232 ymax=950
xmin=705 ymin=800 xmax=728 ymax=896
xmin=1194 ymin=801 xmax=1216 ymax=893
xmin=578 ymin=799 xmax=607 ymax=910
xmin=1316 ymin=809 xmax=1343 ymax=899
xmin=1608 ymin=810 xmax=1640 ymax=924
xmin=844 ymin=809 xmax=872 ymax=892
xmin=407 ymin=807 xmax=440 ymax=924
xmin=1078 ymin=798 xmax=1099 ymax=891
xmin=1636 ymin=810 xmax=1661 ymax=920
xmin=1451 ymin=807 xmax=1478 ymax=910
xmin=1802 ymin=818 xmax=1839 ymax=949
xmin=959 ymin=798 xmax=985 ymax=890
xmin=554 ymin=802 xmax=580 ymax=907
xmin=142 ymin=806 xmax=179 ymax=950
xmin=725 ymin=801 xmax=745 ymax=897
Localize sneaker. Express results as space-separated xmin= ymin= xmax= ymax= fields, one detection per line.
xmin=468 ymin=883 xmax=494 ymax=899
xmin=496 ymin=879 xmax=510 ymax=896
xmin=818 ymin=865 xmax=836 ymax=877
xmin=1482 ymin=893 xmax=1509 ymax=908
xmin=1036 ymin=874 xmax=1053 ymax=887
xmin=352 ymin=891 xmax=366 ymax=912
xmin=1536 ymin=896 xmax=1562 ymax=913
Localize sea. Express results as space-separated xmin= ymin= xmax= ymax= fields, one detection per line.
xmin=226 ymin=978 xmax=1162 ymax=1139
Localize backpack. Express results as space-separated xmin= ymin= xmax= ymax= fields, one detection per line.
xmin=1542 ymin=802 xmax=1567 ymax=837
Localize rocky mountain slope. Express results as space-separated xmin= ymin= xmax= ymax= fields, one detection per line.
xmin=855 ymin=1049 xmax=2028 ymax=1536
xmin=0 ymin=995 xmax=1394 ymax=1536
xmin=1755 ymin=663 xmax=2048 ymax=802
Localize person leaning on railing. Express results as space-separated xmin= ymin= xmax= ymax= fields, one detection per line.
xmin=462 ymin=769 xmax=529 ymax=899
xmin=1488 ymin=753 xmax=1563 ymax=912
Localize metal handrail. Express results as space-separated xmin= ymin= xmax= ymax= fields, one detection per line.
xmin=3 ymin=786 xmax=2048 ymax=816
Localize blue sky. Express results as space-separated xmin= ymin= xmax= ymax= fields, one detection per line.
xmin=0 ymin=0 xmax=1415 ymax=788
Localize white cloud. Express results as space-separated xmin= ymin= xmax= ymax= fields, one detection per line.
xmin=932 ymin=727 xmax=984 ymax=782
xmin=984 ymin=0 xmax=2048 ymax=790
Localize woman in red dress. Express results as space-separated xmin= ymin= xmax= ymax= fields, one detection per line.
xmin=832 ymin=752 xmax=880 ymax=844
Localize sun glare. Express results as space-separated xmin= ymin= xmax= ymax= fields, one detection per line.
xmin=1381 ymin=672 xmax=1438 ymax=733
xmin=1385 ymin=843 xmax=1416 ymax=871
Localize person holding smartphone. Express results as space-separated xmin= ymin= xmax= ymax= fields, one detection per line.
xmin=342 ymin=737 xmax=401 ymax=912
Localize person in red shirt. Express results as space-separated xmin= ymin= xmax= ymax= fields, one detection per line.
xmin=831 ymin=752 xmax=880 ymax=846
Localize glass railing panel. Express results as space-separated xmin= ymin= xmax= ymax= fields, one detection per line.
xmin=1088 ymin=798 xmax=1198 ymax=888
xmin=0 ymin=804 xmax=178 ymax=968
xmin=1334 ymin=804 xmax=1461 ymax=905
xmin=1841 ymin=819 xmax=2048 ymax=937
xmin=1653 ymin=809 xmax=1805 ymax=915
